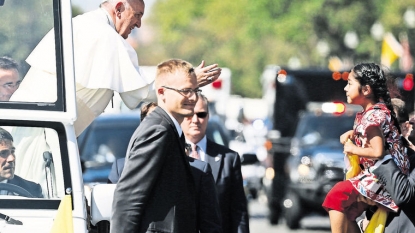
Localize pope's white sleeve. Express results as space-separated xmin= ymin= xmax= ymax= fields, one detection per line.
xmin=119 ymin=81 xmax=157 ymax=109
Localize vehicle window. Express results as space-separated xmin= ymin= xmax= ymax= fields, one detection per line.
xmin=0 ymin=0 xmax=67 ymax=111
xmin=206 ymin=120 xmax=230 ymax=147
xmin=297 ymin=115 xmax=355 ymax=144
xmin=0 ymin=125 xmax=66 ymax=201
xmin=80 ymin=127 xmax=138 ymax=169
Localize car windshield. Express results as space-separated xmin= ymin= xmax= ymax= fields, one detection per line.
xmin=296 ymin=114 xmax=355 ymax=145
xmin=79 ymin=127 xmax=138 ymax=168
xmin=80 ymin=117 xmax=231 ymax=166
xmin=0 ymin=0 xmax=71 ymax=112
xmin=0 ymin=123 xmax=69 ymax=205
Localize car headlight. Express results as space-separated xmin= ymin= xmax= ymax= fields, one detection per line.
xmin=290 ymin=156 xmax=317 ymax=183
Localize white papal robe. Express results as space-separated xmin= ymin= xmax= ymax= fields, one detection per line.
xmin=9 ymin=8 xmax=155 ymax=195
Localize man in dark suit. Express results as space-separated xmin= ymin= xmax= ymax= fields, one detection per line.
xmin=108 ymin=157 xmax=222 ymax=233
xmin=0 ymin=127 xmax=42 ymax=198
xmin=182 ymin=94 xmax=249 ymax=233
xmin=108 ymin=101 xmax=222 ymax=233
xmin=371 ymin=156 xmax=415 ymax=232
xmin=111 ymin=59 xmax=204 ymax=233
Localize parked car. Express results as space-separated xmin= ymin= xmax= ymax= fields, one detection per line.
xmin=78 ymin=112 xmax=232 ymax=184
xmin=280 ymin=102 xmax=360 ymax=229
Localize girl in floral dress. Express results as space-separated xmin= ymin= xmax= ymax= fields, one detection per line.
xmin=322 ymin=63 xmax=410 ymax=233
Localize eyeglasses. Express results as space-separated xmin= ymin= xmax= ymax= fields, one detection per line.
xmin=162 ymin=86 xmax=201 ymax=97
xmin=2 ymin=81 xmax=21 ymax=90
xmin=195 ymin=112 xmax=208 ymax=118
xmin=0 ymin=149 xmax=14 ymax=158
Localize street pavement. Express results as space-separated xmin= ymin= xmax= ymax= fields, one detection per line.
xmin=248 ymin=193 xmax=331 ymax=233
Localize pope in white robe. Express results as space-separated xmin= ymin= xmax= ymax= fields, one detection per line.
xmin=11 ymin=7 xmax=155 ymax=135
xmin=9 ymin=6 xmax=154 ymax=196
xmin=9 ymin=1 xmax=221 ymax=197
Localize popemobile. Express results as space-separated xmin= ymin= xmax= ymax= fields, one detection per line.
xmin=0 ymin=0 xmax=113 ymax=232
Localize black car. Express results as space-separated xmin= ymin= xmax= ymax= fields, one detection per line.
xmin=280 ymin=103 xmax=359 ymax=229
xmin=78 ymin=112 xmax=232 ymax=184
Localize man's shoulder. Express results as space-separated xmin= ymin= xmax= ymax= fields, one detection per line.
xmin=9 ymin=176 xmax=42 ymax=197
xmin=10 ymin=175 xmax=40 ymax=187
xmin=207 ymin=139 xmax=238 ymax=155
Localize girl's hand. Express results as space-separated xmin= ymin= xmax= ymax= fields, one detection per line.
xmin=340 ymin=130 xmax=354 ymax=144
xmin=344 ymin=141 xmax=356 ymax=154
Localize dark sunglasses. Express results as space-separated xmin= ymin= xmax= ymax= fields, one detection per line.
xmin=195 ymin=112 xmax=208 ymax=118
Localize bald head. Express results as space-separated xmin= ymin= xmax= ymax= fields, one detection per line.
xmin=101 ymin=0 xmax=145 ymax=39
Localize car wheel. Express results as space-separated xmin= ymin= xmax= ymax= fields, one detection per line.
xmin=282 ymin=191 xmax=303 ymax=229
xmin=268 ymin=203 xmax=281 ymax=225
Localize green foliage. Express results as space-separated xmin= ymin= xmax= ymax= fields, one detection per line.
xmin=142 ymin=0 xmax=415 ymax=98
xmin=0 ymin=0 xmax=54 ymax=73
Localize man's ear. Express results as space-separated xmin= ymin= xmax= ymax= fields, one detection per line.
xmin=115 ymin=2 xmax=124 ymax=15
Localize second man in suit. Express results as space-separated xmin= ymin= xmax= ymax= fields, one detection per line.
xmin=182 ymin=94 xmax=250 ymax=233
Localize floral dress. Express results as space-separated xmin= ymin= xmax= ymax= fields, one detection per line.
xmin=349 ymin=102 xmax=410 ymax=211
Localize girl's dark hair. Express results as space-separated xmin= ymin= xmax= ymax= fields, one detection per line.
xmin=352 ymin=63 xmax=404 ymax=145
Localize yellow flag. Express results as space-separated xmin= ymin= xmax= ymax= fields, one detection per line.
xmin=364 ymin=208 xmax=387 ymax=233
xmin=345 ymin=139 xmax=361 ymax=179
xmin=50 ymin=195 xmax=73 ymax=233
xmin=381 ymin=33 xmax=403 ymax=68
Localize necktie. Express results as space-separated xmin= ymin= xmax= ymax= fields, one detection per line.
xmin=191 ymin=144 xmax=200 ymax=160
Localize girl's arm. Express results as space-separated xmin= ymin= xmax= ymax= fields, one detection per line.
xmin=343 ymin=126 xmax=384 ymax=159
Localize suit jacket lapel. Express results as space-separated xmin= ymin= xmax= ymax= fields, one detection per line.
xmin=153 ymin=107 xmax=186 ymax=153
xmin=206 ymin=139 xmax=223 ymax=183
xmin=153 ymin=107 xmax=195 ymax=186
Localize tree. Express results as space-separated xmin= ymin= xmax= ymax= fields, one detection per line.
xmin=141 ymin=0 xmax=415 ymax=97
xmin=0 ymin=0 xmax=54 ymax=74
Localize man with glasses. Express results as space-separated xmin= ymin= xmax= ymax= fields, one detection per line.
xmin=0 ymin=127 xmax=42 ymax=198
xmin=112 ymin=59 xmax=203 ymax=233
xmin=108 ymin=101 xmax=222 ymax=233
xmin=181 ymin=94 xmax=250 ymax=233
xmin=0 ymin=56 xmax=20 ymax=101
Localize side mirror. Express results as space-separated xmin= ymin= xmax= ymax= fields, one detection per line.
xmin=241 ymin=153 xmax=259 ymax=165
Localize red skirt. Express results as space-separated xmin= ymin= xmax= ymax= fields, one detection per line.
xmin=322 ymin=180 xmax=368 ymax=221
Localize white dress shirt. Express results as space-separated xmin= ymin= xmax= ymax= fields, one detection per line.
xmin=187 ymin=136 xmax=207 ymax=161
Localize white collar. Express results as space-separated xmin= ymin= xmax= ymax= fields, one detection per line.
xmin=187 ymin=135 xmax=207 ymax=153
xmin=100 ymin=7 xmax=116 ymax=30
xmin=165 ymin=112 xmax=182 ymax=137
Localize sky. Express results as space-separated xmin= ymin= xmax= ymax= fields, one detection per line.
xmin=71 ymin=0 xmax=102 ymax=12
xmin=71 ymin=0 xmax=155 ymax=17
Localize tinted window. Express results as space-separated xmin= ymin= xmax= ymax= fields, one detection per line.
xmin=0 ymin=0 xmax=70 ymax=111
xmin=206 ymin=118 xmax=230 ymax=147
xmin=296 ymin=114 xmax=355 ymax=144
xmin=79 ymin=122 xmax=139 ymax=169
xmin=0 ymin=121 xmax=71 ymax=209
